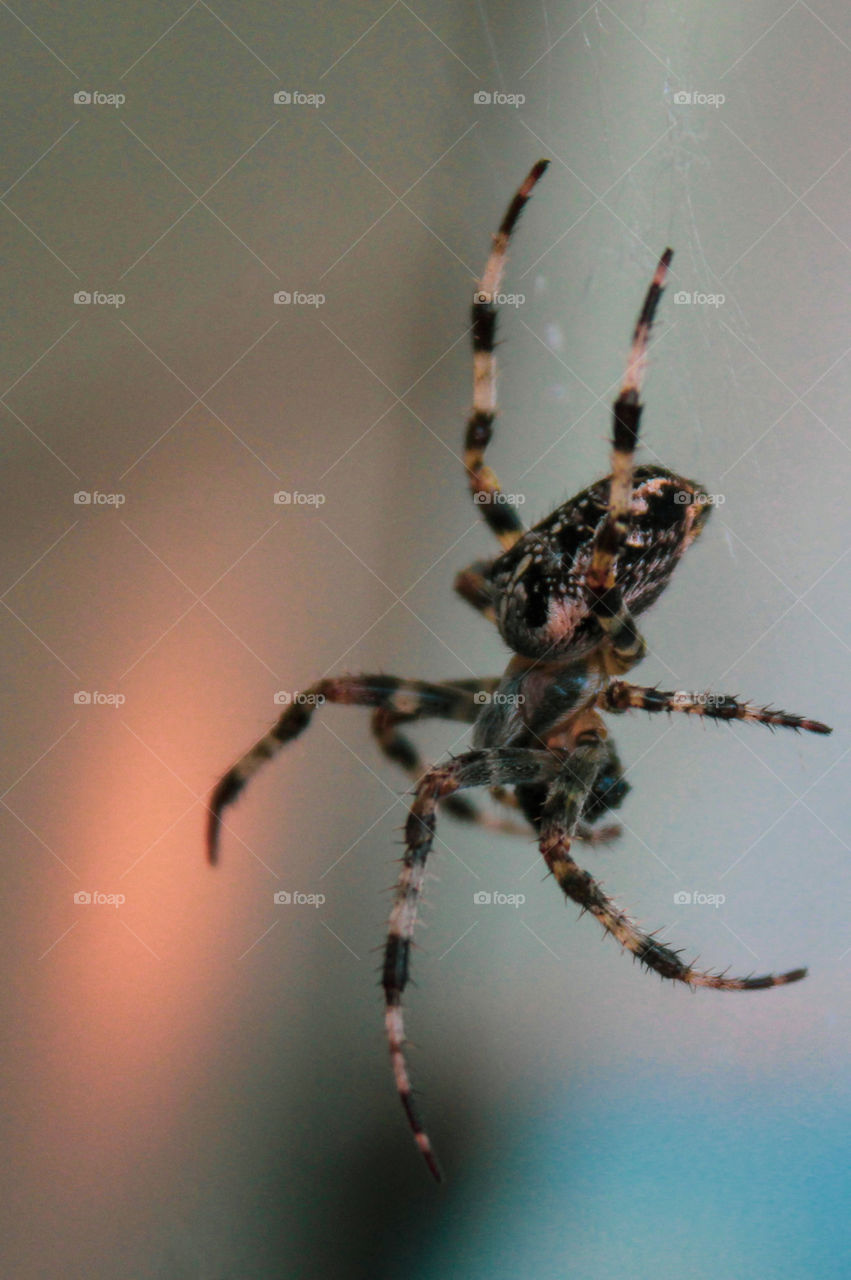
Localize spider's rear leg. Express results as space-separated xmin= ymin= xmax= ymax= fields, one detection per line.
xmin=538 ymin=723 xmax=806 ymax=992
xmin=465 ymin=159 xmax=549 ymax=551
xmin=386 ymin=745 xmax=563 ymax=1180
xmin=207 ymin=675 xmax=493 ymax=863
xmin=600 ymin=680 xmax=832 ymax=735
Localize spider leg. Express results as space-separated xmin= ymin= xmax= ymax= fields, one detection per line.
xmin=539 ymin=734 xmax=807 ymax=992
xmin=207 ymin=675 xmax=493 ymax=863
xmin=587 ymin=248 xmax=672 ymax=598
xmin=466 ymin=159 xmax=549 ymax=551
xmin=385 ymin=745 xmax=562 ymax=1180
xmin=583 ymin=251 xmax=672 ymax=673
xmin=490 ymin=778 xmax=622 ymax=844
xmin=453 ymin=557 xmax=497 ymax=622
xmin=601 ymin=681 xmax=832 ymax=735
xmin=369 ymin=677 xmax=532 ymax=837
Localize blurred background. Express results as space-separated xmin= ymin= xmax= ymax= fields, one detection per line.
xmin=1 ymin=2 xmax=849 ymax=1277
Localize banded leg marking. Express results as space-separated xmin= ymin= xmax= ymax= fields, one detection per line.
xmin=453 ymin=558 xmax=497 ymax=623
xmin=207 ymin=675 xmax=493 ymax=863
xmin=539 ymin=748 xmax=806 ymax=991
xmin=601 ymin=681 xmax=832 ymax=735
xmin=385 ymin=746 xmax=562 ymax=1179
xmin=466 ymin=160 xmax=549 ymax=550
xmin=587 ymin=248 xmax=672 ymax=597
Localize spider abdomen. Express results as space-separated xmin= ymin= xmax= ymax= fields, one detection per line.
xmin=489 ymin=465 xmax=711 ymax=660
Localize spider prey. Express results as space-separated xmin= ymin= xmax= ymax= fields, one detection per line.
xmin=207 ymin=160 xmax=831 ymax=1182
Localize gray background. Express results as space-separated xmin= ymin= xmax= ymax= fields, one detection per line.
xmin=1 ymin=3 xmax=849 ymax=1278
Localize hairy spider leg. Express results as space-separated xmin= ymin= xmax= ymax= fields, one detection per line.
xmin=465 ymin=159 xmax=549 ymax=550
xmin=207 ymin=675 xmax=496 ymax=863
xmin=453 ymin=556 xmax=498 ymax=622
xmin=370 ymin=692 xmax=534 ymax=838
xmin=600 ymin=680 xmax=832 ymax=734
xmin=384 ymin=746 xmax=563 ymax=1180
xmin=538 ymin=736 xmax=807 ymax=990
xmin=585 ymin=250 xmax=673 ymax=672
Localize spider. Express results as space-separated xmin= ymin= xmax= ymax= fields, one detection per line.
xmin=206 ymin=160 xmax=831 ymax=1182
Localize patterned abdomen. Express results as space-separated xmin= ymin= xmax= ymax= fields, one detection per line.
xmin=489 ymin=465 xmax=711 ymax=660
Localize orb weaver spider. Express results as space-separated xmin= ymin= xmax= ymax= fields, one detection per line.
xmin=207 ymin=160 xmax=831 ymax=1181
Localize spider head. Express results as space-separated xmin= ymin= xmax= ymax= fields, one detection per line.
xmin=488 ymin=466 xmax=712 ymax=661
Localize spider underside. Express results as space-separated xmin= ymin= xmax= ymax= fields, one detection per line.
xmin=207 ymin=160 xmax=832 ymax=1182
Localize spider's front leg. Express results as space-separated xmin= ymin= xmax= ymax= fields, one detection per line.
xmin=465 ymin=159 xmax=549 ymax=551
xmin=539 ymin=719 xmax=807 ymax=991
xmin=384 ymin=745 xmax=562 ymax=1180
xmin=584 ymin=250 xmax=673 ymax=673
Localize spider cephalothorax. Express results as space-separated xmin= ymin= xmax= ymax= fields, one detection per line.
xmin=207 ymin=160 xmax=831 ymax=1182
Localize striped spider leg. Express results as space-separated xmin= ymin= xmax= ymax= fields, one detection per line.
xmin=207 ymin=675 xmax=513 ymax=864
